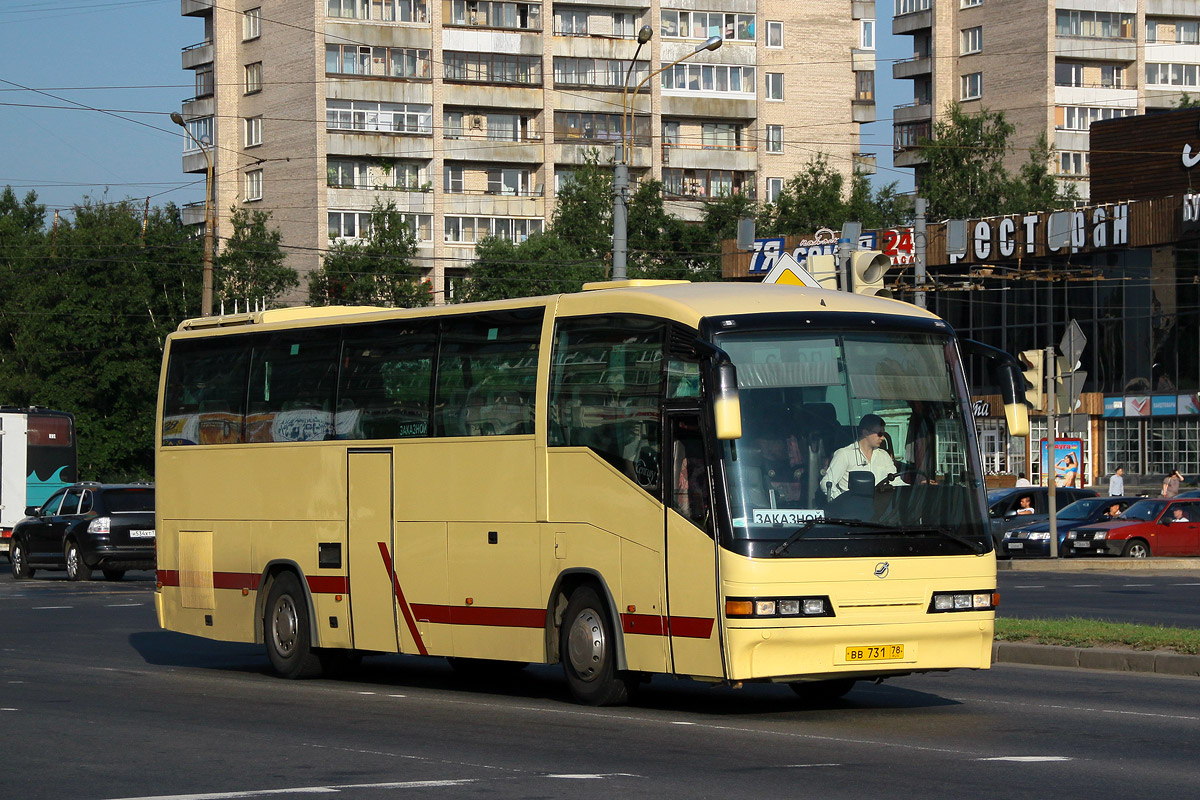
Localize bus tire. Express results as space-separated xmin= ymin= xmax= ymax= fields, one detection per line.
xmin=64 ymin=540 xmax=92 ymax=582
xmin=10 ymin=537 xmax=34 ymax=579
xmin=264 ymin=572 xmax=322 ymax=679
xmin=790 ymin=678 xmax=857 ymax=701
xmin=560 ymin=585 xmax=632 ymax=706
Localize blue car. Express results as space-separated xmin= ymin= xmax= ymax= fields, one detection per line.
xmin=1001 ymin=496 xmax=1138 ymax=558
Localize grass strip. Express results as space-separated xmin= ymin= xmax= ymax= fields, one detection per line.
xmin=995 ymin=616 xmax=1200 ymax=655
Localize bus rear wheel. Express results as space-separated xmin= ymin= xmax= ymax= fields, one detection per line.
xmin=264 ymin=572 xmax=322 ymax=679
xmin=560 ymin=586 xmax=632 ymax=706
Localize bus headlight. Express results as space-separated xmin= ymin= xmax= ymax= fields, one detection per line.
xmin=929 ymin=591 xmax=997 ymax=613
xmin=726 ymin=596 xmax=835 ymax=618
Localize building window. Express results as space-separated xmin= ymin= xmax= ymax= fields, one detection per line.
xmin=487 ymin=168 xmax=533 ymax=195
xmin=701 ymin=122 xmax=742 ymax=149
xmin=1146 ymin=62 xmax=1200 ymax=88
xmin=894 ymin=120 xmax=930 ymax=149
xmin=660 ymin=10 xmax=755 ymax=42
xmin=1055 ymin=10 xmax=1134 ymax=39
xmin=554 ymin=57 xmax=645 ymax=89
xmin=557 ymin=7 xmax=587 ymax=34
xmin=444 ymin=52 xmax=542 ymax=85
xmin=325 ymin=45 xmax=432 ymax=78
xmin=443 ymin=216 xmax=543 ymax=244
xmin=244 ymin=62 xmax=263 ymax=94
xmin=960 ymin=71 xmax=982 ymax=100
xmin=1055 ymin=61 xmax=1083 ymax=87
xmin=329 ymin=210 xmax=432 ymax=242
xmin=895 ymin=0 xmax=931 ymax=15
xmin=660 ymin=63 xmax=756 ymax=94
xmin=195 ymin=64 xmax=213 ymax=98
xmin=662 ymin=120 xmax=680 ymax=145
xmin=181 ymin=117 xmax=213 ymax=153
xmin=765 ymin=124 xmax=783 ymax=153
xmin=245 ymin=169 xmax=263 ymax=201
xmin=243 ymin=7 xmax=261 ymax=40
xmin=766 ymin=177 xmax=783 ymax=203
xmin=244 ymin=116 xmax=262 ymax=147
xmin=856 ymin=70 xmax=875 ymax=101
xmin=326 ymin=0 xmax=429 ymax=23
xmin=961 ymin=0 xmax=982 ymax=7
xmin=765 ymin=72 xmax=784 ymax=100
xmin=961 ymin=26 xmax=982 ymax=55
xmin=555 ymin=111 xmax=649 ymax=145
xmin=1058 ymin=151 xmax=1090 ymax=176
xmin=613 ymin=12 xmax=636 ymax=38
xmin=860 ymin=19 xmax=875 ymax=50
xmin=766 ymin=21 xmax=783 ymax=48
xmin=446 ymin=0 xmax=540 ymax=30
xmin=444 ymin=164 xmax=464 ymax=193
xmin=662 ymin=168 xmax=756 ymax=199
xmin=1057 ymin=105 xmax=1135 ymax=131
xmin=327 ymin=158 xmax=425 ymax=190
xmin=326 ymin=100 xmax=433 ymax=134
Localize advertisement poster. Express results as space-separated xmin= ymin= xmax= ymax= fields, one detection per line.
xmin=1040 ymin=438 xmax=1084 ymax=487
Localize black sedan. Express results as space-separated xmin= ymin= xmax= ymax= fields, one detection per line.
xmin=987 ymin=486 xmax=1098 ymax=554
xmin=1000 ymin=496 xmax=1138 ymax=557
xmin=9 ymin=483 xmax=154 ymax=581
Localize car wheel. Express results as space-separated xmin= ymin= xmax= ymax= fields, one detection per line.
xmin=1122 ymin=539 xmax=1151 ymax=558
xmin=559 ymin=585 xmax=634 ymax=706
xmin=263 ymin=572 xmax=322 ymax=679
xmin=790 ymin=678 xmax=857 ymax=702
xmin=10 ymin=538 xmax=34 ymax=579
xmin=102 ymin=569 xmax=126 ymax=581
xmin=64 ymin=540 xmax=92 ymax=582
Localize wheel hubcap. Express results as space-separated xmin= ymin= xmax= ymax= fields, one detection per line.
xmin=67 ymin=547 xmax=79 ymax=576
xmin=13 ymin=545 xmax=23 ymax=572
xmin=272 ymin=596 xmax=299 ymax=656
xmin=566 ymin=607 xmax=605 ymax=682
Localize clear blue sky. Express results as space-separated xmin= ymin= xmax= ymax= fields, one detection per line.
xmin=0 ymin=0 xmax=911 ymax=219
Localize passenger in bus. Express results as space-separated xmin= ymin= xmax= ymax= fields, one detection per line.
xmin=822 ymin=414 xmax=904 ymax=500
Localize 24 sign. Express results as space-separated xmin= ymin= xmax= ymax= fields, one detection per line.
xmin=880 ymin=228 xmax=916 ymax=265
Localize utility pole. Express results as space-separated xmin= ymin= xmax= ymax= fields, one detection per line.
xmin=1046 ymin=344 xmax=1058 ymax=557
xmin=913 ymin=198 xmax=927 ymax=308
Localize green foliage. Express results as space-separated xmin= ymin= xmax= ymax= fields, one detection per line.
xmin=759 ymin=154 xmax=911 ymax=236
xmin=1178 ymin=93 xmax=1200 ymax=109
xmin=308 ymin=200 xmax=431 ymax=308
xmin=0 ymin=190 xmax=203 ymax=480
xmin=215 ymin=207 xmax=298 ymax=308
xmin=918 ymin=102 xmax=1078 ymax=219
xmin=995 ymin=616 xmax=1200 ymax=655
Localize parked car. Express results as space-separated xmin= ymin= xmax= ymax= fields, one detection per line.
xmin=9 ymin=482 xmax=155 ymax=581
xmin=1000 ymin=496 xmax=1138 ymax=558
xmin=1067 ymin=497 xmax=1200 ymax=557
xmin=988 ymin=486 xmax=1098 ymax=554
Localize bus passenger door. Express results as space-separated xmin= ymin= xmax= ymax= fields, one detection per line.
xmin=664 ymin=411 xmax=723 ymax=678
xmin=347 ymin=449 xmax=399 ymax=654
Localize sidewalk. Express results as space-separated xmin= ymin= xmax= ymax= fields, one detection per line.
xmin=994 ymin=555 xmax=1200 ymax=675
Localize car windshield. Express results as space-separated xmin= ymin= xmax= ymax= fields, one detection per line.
xmin=715 ymin=328 xmax=988 ymax=557
xmin=102 ymin=488 xmax=154 ymax=513
xmin=1120 ymin=499 xmax=1166 ymax=521
xmin=1058 ymin=498 xmax=1106 ymax=520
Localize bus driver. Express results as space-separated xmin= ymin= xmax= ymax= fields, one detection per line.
xmin=823 ymin=413 xmax=905 ymax=500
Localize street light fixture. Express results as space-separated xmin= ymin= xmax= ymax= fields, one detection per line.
xmin=171 ymin=111 xmax=215 ymax=316
xmin=612 ymin=33 xmax=723 ymax=281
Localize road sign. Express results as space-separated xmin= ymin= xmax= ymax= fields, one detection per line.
xmin=760 ymin=251 xmax=824 ymax=288
xmin=1060 ymin=319 xmax=1086 ymax=368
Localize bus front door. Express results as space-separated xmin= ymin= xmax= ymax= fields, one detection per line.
xmin=347 ymin=449 xmax=399 ymax=654
xmin=664 ymin=411 xmax=724 ymax=679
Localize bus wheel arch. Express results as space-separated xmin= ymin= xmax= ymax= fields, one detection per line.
xmin=545 ymin=569 xmax=627 ymax=670
xmin=259 ymin=563 xmax=322 ymax=679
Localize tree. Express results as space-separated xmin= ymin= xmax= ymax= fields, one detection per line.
xmin=0 ymin=193 xmax=202 ymax=480
xmin=758 ymin=155 xmax=911 ymax=236
xmin=458 ymin=232 xmax=595 ymax=302
xmin=215 ymin=207 xmax=298 ymax=309
xmin=307 ymin=200 xmax=431 ymax=308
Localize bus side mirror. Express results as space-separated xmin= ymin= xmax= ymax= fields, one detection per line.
xmin=713 ymin=361 xmax=742 ymax=440
xmin=996 ymin=361 xmax=1030 ymax=437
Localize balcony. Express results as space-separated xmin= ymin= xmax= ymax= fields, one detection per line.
xmin=443 ymin=192 xmax=546 ymax=218
xmin=181 ymin=95 xmax=214 ymax=119
xmin=893 ymin=55 xmax=932 ymax=80
xmin=442 ymin=133 xmax=544 ymax=162
xmin=1056 ymin=36 xmax=1137 ymax=62
xmin=893 ymin=9 xmax=932 ymax=36
xmin=894 ymin=101 xmax=932 ymax=124
xmin=852 ymin=100 xmax=876 ymax=123
xmin=181 ymin=40 xmax=212 ymax=70
xmin=1147 ymin=0 xmax=1200 ymax=16
xmin=181 ymin=0 xmax=213 ymax=16
xmin=661 ymin=143 xmax=757 ymax=172
xmin=853 ymin=153 xmax=878 ymax=175
xmin=181 ymin=201 xmax=206 ymax=227
xmin=555 ymin=141 xmax=651 ymax=168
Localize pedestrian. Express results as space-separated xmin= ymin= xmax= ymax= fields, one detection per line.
xmin=1108 ymin=466 xmax=1124 ymax=497
xmin=1162 ymin=469 xmax=1182 ymax=498
xmin=1014 ymin=472 xmax=1032 ymax=487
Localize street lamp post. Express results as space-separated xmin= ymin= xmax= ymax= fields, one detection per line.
xmin=613 ymin=33 xmax=722 ymax=281
xmin=171 ymin=111 xmax=215 ymax=316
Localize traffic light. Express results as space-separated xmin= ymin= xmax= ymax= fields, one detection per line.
xmin=1019 ymin=349 xmax=1044 ymax=410
xmin=847 ymin=250 xmax=892 ymax=297
xmin=806 ymin=254 xmax=840 ymax=291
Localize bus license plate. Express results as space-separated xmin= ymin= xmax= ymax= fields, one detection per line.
xmin=129 ymin=529 xmax=156 ymax=538
xmin=845 ymin=644 xmax=904 ymax=662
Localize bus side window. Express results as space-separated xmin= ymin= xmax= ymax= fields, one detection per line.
xmin=247 ymin=331 xmax=340 ymax=443
xmin=162 ymin=336 xmax=252 ymax=446
xmin=339 ymin=319 xmax=436 ymax=440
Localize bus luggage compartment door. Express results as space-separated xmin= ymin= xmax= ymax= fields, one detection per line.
xmin=347 ymin=449 xmax=399 ymax=654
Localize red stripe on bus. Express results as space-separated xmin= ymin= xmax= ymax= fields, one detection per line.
xmin=620 ymin=613 xmax=667 ymax=636
xmin=157 ymin=570 xmax=343 ymax=595
xmin=306 ymin=575 xmax=348 ymax=594
xmin=409 ymin=603 xmax=544 ymax=628
xmin=668 ymin=616 xmax=715 ymax=639
xmin=158 ymin=569 xmax=179 ymax=586
xmin=377 ymin=542 xmax=429 ymax=656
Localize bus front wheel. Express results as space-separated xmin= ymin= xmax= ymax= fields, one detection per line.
xmin=264 ymin=572 xmax=322 ymax=679
xmin=560 ymin=586 xmax=632 ymax=706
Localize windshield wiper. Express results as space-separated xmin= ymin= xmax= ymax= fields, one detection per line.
xmin=769 ymin=517 xmax=892 ymax=557
xmin=848 ymin=525 xmax=985 ymax=555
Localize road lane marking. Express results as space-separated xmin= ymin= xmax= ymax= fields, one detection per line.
xmin=978 ymin=756 xmax=1071 ymax=762
xmin=785 ymin=764 xmax=841 ymax=768
xmin=31 ymin=606 xmax=71 ymax=610
xmin=1122 ymin=584 xmax=1152 ymax=587
xmin=1013 ymin=585 xmax=1044 ymax=589
xmin=106 ymin=779 xmax=479 ymax=799
xmin=966 ymin=697 xmax=1200 ymax=723
xmin=106 ymin=603 xmax=142 ymax=607
xmin=1070 ymin=584 xmax=1098 ymax=588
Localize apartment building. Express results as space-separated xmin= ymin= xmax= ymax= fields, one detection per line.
xmin=179 ymin=0 xmax=875 ymax=301
xmin=891 ymin=0 xmax=1200 ymax=202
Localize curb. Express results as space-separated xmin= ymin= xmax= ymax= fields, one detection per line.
xmin=993 ymin=642 xmax=1200 ymax=677
xmin=998 ymin=557 xmax=1200 ymax=572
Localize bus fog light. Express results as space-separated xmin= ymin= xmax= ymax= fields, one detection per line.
xmin=777 ymin=599 xmax=800 ymax=615
xmin=755 ymin=600 xmax=776 ymax=616
xmin=802 ymin=598 xmax=826 ymax=615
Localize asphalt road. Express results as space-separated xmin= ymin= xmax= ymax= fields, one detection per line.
xmin=3 ymin=570 xmax=1200 ymax=799
xmin=997 ymin=570 xmax=1200 ymax=628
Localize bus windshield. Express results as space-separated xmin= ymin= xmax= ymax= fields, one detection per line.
xmin=715 ymin=329 xmax=988 ymax=557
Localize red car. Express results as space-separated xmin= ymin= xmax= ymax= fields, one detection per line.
xmin=1067 ymin=498 xmax=1200 ymax=557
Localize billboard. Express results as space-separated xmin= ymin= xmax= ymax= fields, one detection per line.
xmin=1040 ymin=438 xmax=1084 ymax=488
